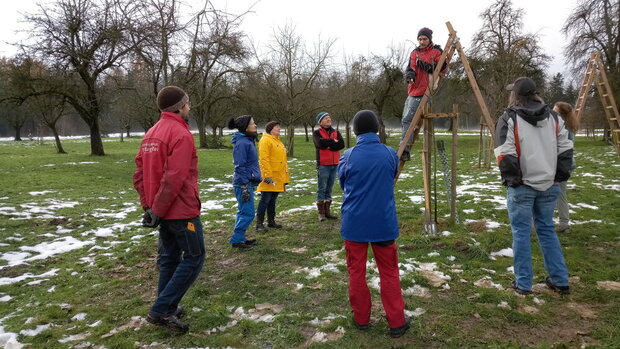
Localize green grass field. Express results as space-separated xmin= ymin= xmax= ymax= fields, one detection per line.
xmin=0 ymin=132 xmax=618 ymax=348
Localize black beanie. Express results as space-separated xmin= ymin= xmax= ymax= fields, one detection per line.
xmin=227 ymin=115 xmax=252 ymax=133
xmin=265 ymin=121 xmax=280 ymax=134
xmin=353 ymin=110 xmax=379 ymax=136
xmin=157 ymin=86 xmax=189 ymax=112
xmin=417 ymin=27 xmax=433 ymax=40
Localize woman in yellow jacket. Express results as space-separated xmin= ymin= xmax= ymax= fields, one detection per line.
xmin=256 ymin=121 xmax=290 ymax=231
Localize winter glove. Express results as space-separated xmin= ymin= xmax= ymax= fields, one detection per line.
xmin=416 ymin=59 xmax=436 ymax=74
xmin=241 ymin=185 xmax=250 ymax=202
xmin=264 ymin=177 xmax=274 ymax=185
xmin=405 ymin=71 xmax=416 ymax=83
xmin=142 ymin=208 xmax=160 ymax=228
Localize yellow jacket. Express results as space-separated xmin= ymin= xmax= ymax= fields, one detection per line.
xmin=257 ymin=133 xmax=290 ymax=192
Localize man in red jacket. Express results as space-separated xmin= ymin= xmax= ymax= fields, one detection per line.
xmin=313 ymin=112 xmax=345 ymax=221
xmin=133 ymin=86 xmax=204 ymax=334
xmin=400 ymin=27 xmax=447 ymax=161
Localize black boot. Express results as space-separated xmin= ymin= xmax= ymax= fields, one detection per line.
xmin=324 ymin=200 xmax=338 ymax=220
xmin=267 ymin=213 xmax=282 ymax=229
xmin=256 ymin=216 xmax=268 ymax=232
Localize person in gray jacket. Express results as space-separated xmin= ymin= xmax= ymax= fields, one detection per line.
xmin=494 ymin=77 xmax=573 ymax=295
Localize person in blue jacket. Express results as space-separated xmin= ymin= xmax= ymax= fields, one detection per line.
xmin=227 ymin=115 xmax=262 ymax=249
xmin=338 ymin=110 xmax=410 ymax=338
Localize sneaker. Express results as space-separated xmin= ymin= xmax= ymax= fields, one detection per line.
xmin=510 ymin=280 xmax=532 ymax=295
xmin=256 ymin=223 xmax=268 ymax=232
xmin=389 ymin=316 xmax=411 ymax=338
xmin=244 ymin=239 xmax=257 ymax=246
xmin=545 ymin=276 xmax=570 ymax=295
xmin=146 ymin=314 xmax=189 ymax=333
xmin=232 ymin=242 xmax=253 ymax=249
xmin=352 ymin=318 xmax=369 ymax=331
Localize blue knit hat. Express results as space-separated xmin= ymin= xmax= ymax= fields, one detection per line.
xmin=316 ymin=112 xmax=330 ymax=124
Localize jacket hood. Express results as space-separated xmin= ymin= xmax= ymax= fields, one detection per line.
xmin=509 ymin=100 xmax=550 ymax=127
xmin=231 ymin=132 xmax=246 ymax=144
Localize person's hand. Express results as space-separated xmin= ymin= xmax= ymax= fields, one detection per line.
xmin=142 ymin=208 xmax=160 ymax=228
xmin=405 ymin=71 xmax=416 ymax=83
xmin=241 ymin=186 xmax=250 ymax=202
xmin=264 ymin=177 xmax=274 ymax=185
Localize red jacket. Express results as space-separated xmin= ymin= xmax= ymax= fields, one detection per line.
xmin=313 ymin=127 xmax=344 ymax=165
xmin=406 ymin=44 xmax=447 ymax=97
xmin=133 ymin=112 xmax=200 ymax=219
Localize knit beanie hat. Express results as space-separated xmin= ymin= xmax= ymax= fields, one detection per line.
xmin=227 ymin=115 xmax=252 ymax=132
xmin=506 ymin=77 xmax=537 ymax=97
xmin=417 ymin=27 xmax=433 ymax=40
xmin=353 ymin=110 xmax=379 ymax=136
xmin=156 ymin=86 xmax=189 ymax=112
xmin=265 ymin=121 xmax=280 ymax=134
xmin=316 ymin=112 xmax=330 ymax=124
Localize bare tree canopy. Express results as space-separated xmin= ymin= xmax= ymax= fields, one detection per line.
xmin=22 ymin=0 xmax=151 ymax=155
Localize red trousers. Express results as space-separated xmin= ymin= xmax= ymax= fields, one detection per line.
xmin=344 ymin=240 xmax=406 ymax=328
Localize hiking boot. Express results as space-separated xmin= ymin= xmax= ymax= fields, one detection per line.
xmin=256 ymin=217 xmax=268 ymax=232
xmin=389 ymin=316 xmax=411 ymax=338
xmin=352 ymin=318 xmax=369 ymax=331
xmin=316 ymin=201 xmax=326 ymax=222
xmin=232 ymin=242 xmax=253 ymax=249
xmin=510 ymin=280 xmax=532 ymax=295
xmin=324 ymin=200 xmax=338 ymax=220
xmin=173 ymin=306 xmax=184 ymax=318
xmin=556 ymin=224 xmax=570 ymax=233
xmin=267 ymin=214 xmax=283 ymax=229
xmin=146 ymin=314 xmax=189 ymax=333
xmin=545 ymin=276 xmax=570 ymax=295
xmin=244 ymin=239 xmax=257 ymax=246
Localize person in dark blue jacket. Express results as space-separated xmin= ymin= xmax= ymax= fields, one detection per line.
xmin=227 ymin=115 xmax=262 ymax=249
xmin=338 ymin=110 xmax=410 ymax=338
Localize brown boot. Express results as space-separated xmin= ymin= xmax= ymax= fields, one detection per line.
xmin=324 ymin=200 xmax=338 ymax=220
xmin=317 ymin=201 xmax=326 ymax=222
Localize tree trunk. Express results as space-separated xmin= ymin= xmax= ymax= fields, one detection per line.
xmin=13 ymin=125 xmax=22 ymax=141
xmin=304 ymin=123 xmax=309 ymax=142
xmin=345 ymin=121 xmax=351 ymax=148
xmin=89 ymin=120 xmax=105 ymax=156
xmin=285 ymin=124 xmax=295 ymax=157
xmin=196 ymin=114 xmax=208 ymax=149
xmin=377 ymin=113 xmax=387 ymax=144
xmin=51 ymin=126 xmax=66 ymax=154
xmin=126 ymin=126 xmax=131 ymax=138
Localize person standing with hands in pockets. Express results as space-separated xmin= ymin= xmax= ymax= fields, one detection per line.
xmin=313 ymin=112 xmax=345 ymax=221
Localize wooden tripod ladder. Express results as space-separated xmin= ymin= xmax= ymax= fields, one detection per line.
xmin=396 ymin=21 xmax=496 ymax=181
xmin=575 ymin=51 xmax=620 ymax=156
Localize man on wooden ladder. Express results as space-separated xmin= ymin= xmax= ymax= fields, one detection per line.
xmin=400 ymin=27 xmax=448 ymax=161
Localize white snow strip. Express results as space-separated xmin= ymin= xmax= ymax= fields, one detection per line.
xmin=20 ymin=324 xmax=51 ymax=337
xmin=28 ymin=190 xmax=56 ymax=196
xmin=490 ymin=248 xmax=513 ymax=258
xmin=0 ymin=269 xmax=59 ymax=286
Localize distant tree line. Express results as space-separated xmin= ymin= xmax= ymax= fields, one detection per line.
xmin=0 ymin=0 xmax=617 ymax=156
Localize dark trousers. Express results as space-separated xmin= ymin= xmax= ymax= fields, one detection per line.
xmin=151 ymin=216 xmax=205 ymax=317
xmin=256 ymin=191 xmax=279 ymax=219
xmin=344 ymin=240 xmax=405 ymax=328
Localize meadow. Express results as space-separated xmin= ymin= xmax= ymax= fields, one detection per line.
xmin=0 ymin=132 xmax=618 ymax=348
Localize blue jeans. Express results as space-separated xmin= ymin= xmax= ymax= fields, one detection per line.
xmin=151 ymin=216 xmax=205 ymax=317
xmin=256 ymin=191 xmax=279 ymax=219
xmin=401 ymin=96 xmax=422 ymax=145
xmin=317 ymin=165 xmax=338 ymax=201
xmin=507 ymin=184 xmax=568 ymax=291
xmin=230 ymin=184 xmax=256 ymax=243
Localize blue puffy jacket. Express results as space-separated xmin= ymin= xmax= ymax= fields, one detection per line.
xmin=338 ymin=132 xmax=400 ymax=242
xmin=231 ymin=132 xmax=261 ymax=185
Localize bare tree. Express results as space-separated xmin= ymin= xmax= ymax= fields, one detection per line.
xmin=252 ymin=23 xmax=335 ymax=156
xmin=563 ymin=0 xmax=619 ymax=115
xmin=185 ymin=2 xmax=248 ymax=148
xmin=23 ymin=0 xmax=151 ymax=155
xmin=469 ymin=0 xmax=549 ymax=118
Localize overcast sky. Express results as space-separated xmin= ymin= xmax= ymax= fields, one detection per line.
xmin=0 ymin=0 xmax=578 ymax=80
